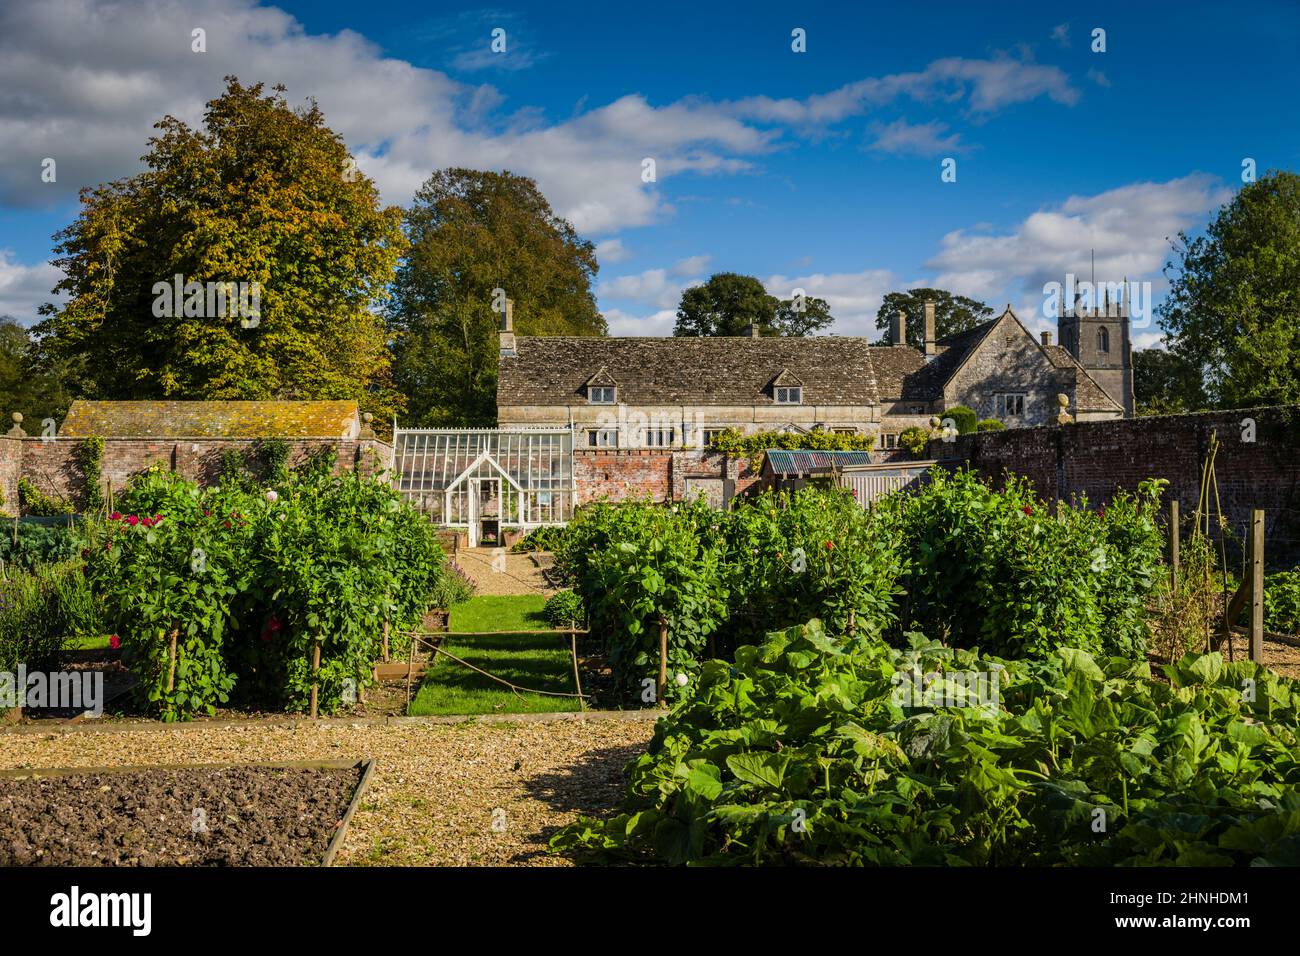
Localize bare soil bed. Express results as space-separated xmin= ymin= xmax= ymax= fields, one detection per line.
xmin=0 ymin=764 xmax=361 ymax=866
xmin=0 ymin=714 xmax=656 ymax=866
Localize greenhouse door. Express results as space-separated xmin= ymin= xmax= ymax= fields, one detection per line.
xmin=472 ymin=477 xmax=502 ymax=548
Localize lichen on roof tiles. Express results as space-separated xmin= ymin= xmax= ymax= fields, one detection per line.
xmin=58 ymin=400 xmax=361 ymax=438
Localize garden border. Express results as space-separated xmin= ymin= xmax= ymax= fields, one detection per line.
xmin=0 ymin=707 xmax=660 ymax=737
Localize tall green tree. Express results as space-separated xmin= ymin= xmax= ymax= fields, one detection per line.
xmin=0 ymin=317 xmax=73 ymax=424
xmin=1133 ymin=346 xmax=1208 ymax=415
xmin=32 ymin=77 xmax=407 ymax=420
xmin=1160 ymin=170 xmax=1300 ymax=408
xmin=674 ymin=273 xmax=834 ymax=336
xmin=875 ymin=288 xmax=994 ymax=346
xmin=389 ymin=169 xmax=605 ymax=426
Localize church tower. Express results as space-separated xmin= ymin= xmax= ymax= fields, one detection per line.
xmin=1058 ymin=281 xmax=1135 ymax=417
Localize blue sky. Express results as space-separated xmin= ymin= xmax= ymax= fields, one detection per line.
xmin=2 ymin=0 xmax=1298 ymax=345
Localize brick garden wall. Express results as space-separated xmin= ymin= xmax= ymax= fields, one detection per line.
xmin=5 ymin=435 xmax=393 ymax=513
xmin=573 ymin=449 xmax=759 ymax=506
xmin=936 ymin=405 xmax=1300 ymax=556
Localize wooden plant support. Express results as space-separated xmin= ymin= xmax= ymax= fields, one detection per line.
xmin=382 ymin=619 xmax=390 ymax=663
xmin=569 ymin=626 xmax=585 ymax=709
xmin=404 ymin=635 xmax=416 ymax=709
xmin=1249 ymin=509 xmax=1265 ymax=663
xmin=1168 ymin=499 xmax=1180 ymax=590
xmin=166 ymin=628 xmax=179 ymax=692
xmin=658 ymin=617 xmax=669 ymax=707
xmin=310 ymin=640 xmax=321 ymax=719
xmin=1221 ymin=509 xmax=1266 ymax=663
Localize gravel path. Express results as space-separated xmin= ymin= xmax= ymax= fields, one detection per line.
xmin=0 ymin=715 xmax=655 ymax=866
xmin=453 ymin=548 xmax=553 ymax=596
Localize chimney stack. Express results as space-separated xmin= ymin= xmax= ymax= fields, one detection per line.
xmin=1041 ymin=330 xmax=1053 ymax=347
xmin=923 ymin=300 xmax=937 ymax=356
xmin=891 ymin=311 xmax=905 ymax=346
xmin=499 ymin=298 xmax=516 ymax=356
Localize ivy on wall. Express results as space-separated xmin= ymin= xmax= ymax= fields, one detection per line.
xmin=76 ymin=435 xmax=105 ymax=513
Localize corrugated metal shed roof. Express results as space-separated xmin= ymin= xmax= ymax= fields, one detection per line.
xmin=764 ymin=449 xmax=876 ymax=474
xmin=59 ymin=400 xmax=361 ymax=438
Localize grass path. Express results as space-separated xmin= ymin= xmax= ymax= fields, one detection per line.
xmin=409 ymin=595 xmax=582 ymax=716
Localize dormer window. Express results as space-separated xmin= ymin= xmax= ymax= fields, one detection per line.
xmin=584 ymin=367 xmax=619 ymax=404
xmin=768 ymin=367 xmax=804 ymax=405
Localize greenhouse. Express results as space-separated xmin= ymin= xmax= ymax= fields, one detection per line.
xmin=392 ymin=427 xmax=575 ymax=546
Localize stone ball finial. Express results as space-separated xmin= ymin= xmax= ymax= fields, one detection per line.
xmin=362 ymin=412 xmax=374 ymax=423
xmin=1056 ymin=393 xmax=1069 ymax=408
xmin=11 ymin=412 xmax=21 ymax=423
xmin=929 ymin=416 xmax=941 ymax=428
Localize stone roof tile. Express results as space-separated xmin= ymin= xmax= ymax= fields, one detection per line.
xmin=59 ymin=400 xmax=361 ymax=438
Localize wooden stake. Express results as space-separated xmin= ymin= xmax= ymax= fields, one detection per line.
xmin=1249 ymin=509 xmax=1265 ymax=663
xmin=405 ymin=635 xmax=416 ymax=711
xmin=382 ymin=619 xmax=390 ymax=663
xmin=310 ymin=640 xmax=321 ymax=718
xmin=1168 ymin=499 xmax=1180 ymax=590
xmin=570 ymin=627 xmax=584 ymax=709
xmin=658 ymin=617 xmax=668 ymax=707
xmin=166 ymin=628 xmax=178 ymax=692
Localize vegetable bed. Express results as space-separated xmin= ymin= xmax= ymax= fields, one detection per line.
xmin=553 ymin=621 xmax=1300 ymax=866
xmin=0 ymin=761 xmax=368 ymax=866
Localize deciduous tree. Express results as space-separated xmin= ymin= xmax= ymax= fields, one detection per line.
xmin=674 ymin=273 xmax=833 ymax=336
xmin=875 ymin=288 xmax=993 ymax=346
xmin=1160 ymin=170 xmax=1300 ymax=408
xmin=389 ymin=169 xmax=605 ymax=425
xmin=32 ymin=77 xmax=406 ymax=421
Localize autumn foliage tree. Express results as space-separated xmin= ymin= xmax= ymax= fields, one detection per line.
xmin=33 ymin=77 xmax=407 ymax=421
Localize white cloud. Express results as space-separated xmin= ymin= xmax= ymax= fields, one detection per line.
xmin=598 ymin=256 xmax=711 ymax=311
xmin=733 ymin=53 xmax=1078 ymax=125
xmin=1086 ymin=68 xmax=1112 ymax=88
xmin=669 ymin=254 xmax=711 ymax=277
xmin=1051 ymin=23 xmax=1070 ymax=47
xmin=762 ymin=268 xmax=898 ymax=336
xmin=0 ymin=0 xmax=773 ymax=235
xmin=598 ymin=269 xmax=692 ymax=311
xmin=594 ymin=238 xmax=632 ymax=264
xmin=867 ymin=118 xmax=964 ymax=157
xmin=925 ymin=174 xmax=1233 ymax=324
xmin=603 ymin=307 xmax=676 ymax=336
xmin=0 ymin=251 xmax=62 ymax=325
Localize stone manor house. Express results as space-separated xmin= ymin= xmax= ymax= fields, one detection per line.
xmin=497 ymin=296 xmax=1133 ymax=448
